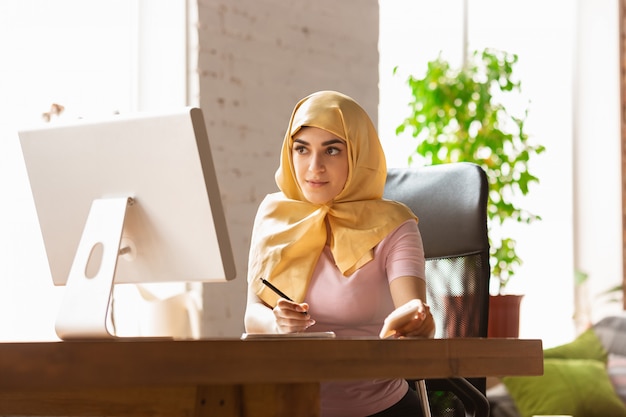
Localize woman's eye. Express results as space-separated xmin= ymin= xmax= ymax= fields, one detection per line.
xmin=327 ymin=147 xmax=341 ymax=156
xmin=293 ymin=145 xmax=307 ymax=154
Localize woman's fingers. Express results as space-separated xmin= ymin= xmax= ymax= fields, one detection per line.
xmin=273 ymin=298 xmax=316 ymax=333
xmin=395 ymin=302 xmax=435 ymax=338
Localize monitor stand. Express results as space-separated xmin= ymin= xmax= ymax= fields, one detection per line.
xmin=55 ymin=196 xmax=135 ymax=340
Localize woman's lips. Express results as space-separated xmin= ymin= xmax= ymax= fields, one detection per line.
xmin=306 ymin=180 xmax=328 ymax=188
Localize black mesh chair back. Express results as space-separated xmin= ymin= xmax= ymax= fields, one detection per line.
xmin=384 ymin=162 xmax=491 ymax=416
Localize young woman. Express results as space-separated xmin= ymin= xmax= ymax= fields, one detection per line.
xmin=245 ymin=90 xmax=435 ymax=417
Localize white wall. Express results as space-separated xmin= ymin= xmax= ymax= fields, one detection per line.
xmin=573 ymin=0 xmax=623 ymax=325
xmin=194 ymin=0 xmax=380 ymax=336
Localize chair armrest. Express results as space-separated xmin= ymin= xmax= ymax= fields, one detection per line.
xmin=425 ymin=378 xmax=490 ymax=417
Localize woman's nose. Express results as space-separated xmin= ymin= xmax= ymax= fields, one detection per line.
xmin=309 ymin=152 xmax=325 ymax=172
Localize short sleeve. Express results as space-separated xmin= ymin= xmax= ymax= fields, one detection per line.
xmin=382 ymin=219 xmax=425 ymax=283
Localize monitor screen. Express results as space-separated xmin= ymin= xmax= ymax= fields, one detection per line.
xmin=18 ymin=107 xmax=236 ymax=339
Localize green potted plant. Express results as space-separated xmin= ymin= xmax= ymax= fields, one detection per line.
xmin=394 ymin=48 xmax=545 ymax=337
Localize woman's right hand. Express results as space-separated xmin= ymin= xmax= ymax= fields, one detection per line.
xmin=273 ymin=298 xmax=316 ymax=333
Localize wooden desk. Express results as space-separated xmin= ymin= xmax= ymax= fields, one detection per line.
xmin=0 ymin=337 xmax=542 ymax=417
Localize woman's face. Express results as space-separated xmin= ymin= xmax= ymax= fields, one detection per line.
xmin=291 ymin=126 xmax=349 ymax=205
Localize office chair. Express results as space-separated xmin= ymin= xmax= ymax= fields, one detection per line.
xmin=384 ymin=162 xmax=491 ymax=417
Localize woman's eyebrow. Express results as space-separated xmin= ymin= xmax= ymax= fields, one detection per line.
xmin=322 ymin=138 xmax=346 ymax=146
xmin=293 ymin=138 xmax=346 ymax=146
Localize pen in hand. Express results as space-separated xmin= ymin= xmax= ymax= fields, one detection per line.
xmin=259 ymin=277 xmax=309 ymax=316
xmin=259 ymin=277 xmax=294 ymax=301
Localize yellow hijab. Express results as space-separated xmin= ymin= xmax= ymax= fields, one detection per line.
xmin=248 ymin=91 xmax=417 ymax=306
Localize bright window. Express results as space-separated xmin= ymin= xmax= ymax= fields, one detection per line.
xmin=0 ymin=0 xmax=189 ymax=340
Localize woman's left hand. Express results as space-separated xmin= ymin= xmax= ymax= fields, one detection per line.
xmin=392 ymin=299 xmax=436 ymax=339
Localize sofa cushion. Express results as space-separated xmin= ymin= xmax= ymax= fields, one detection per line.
xmin=543 ymin=327 xmax=608 ymax=364
xmin=502 ymin=358 xmax=626 ymax=417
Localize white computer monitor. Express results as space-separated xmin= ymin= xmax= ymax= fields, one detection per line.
xmin=18 ymin=107 xmax=236 ymax=340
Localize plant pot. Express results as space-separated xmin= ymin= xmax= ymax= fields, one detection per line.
xmin=488 ymin=294 xmax=523 ymax=338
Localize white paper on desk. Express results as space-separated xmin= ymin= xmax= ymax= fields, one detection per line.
xmin=240 ymin=331 xmax=336 ymax=340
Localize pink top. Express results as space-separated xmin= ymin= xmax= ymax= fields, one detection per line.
xmin=304 ymin=219 xmax=426 ymax=417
